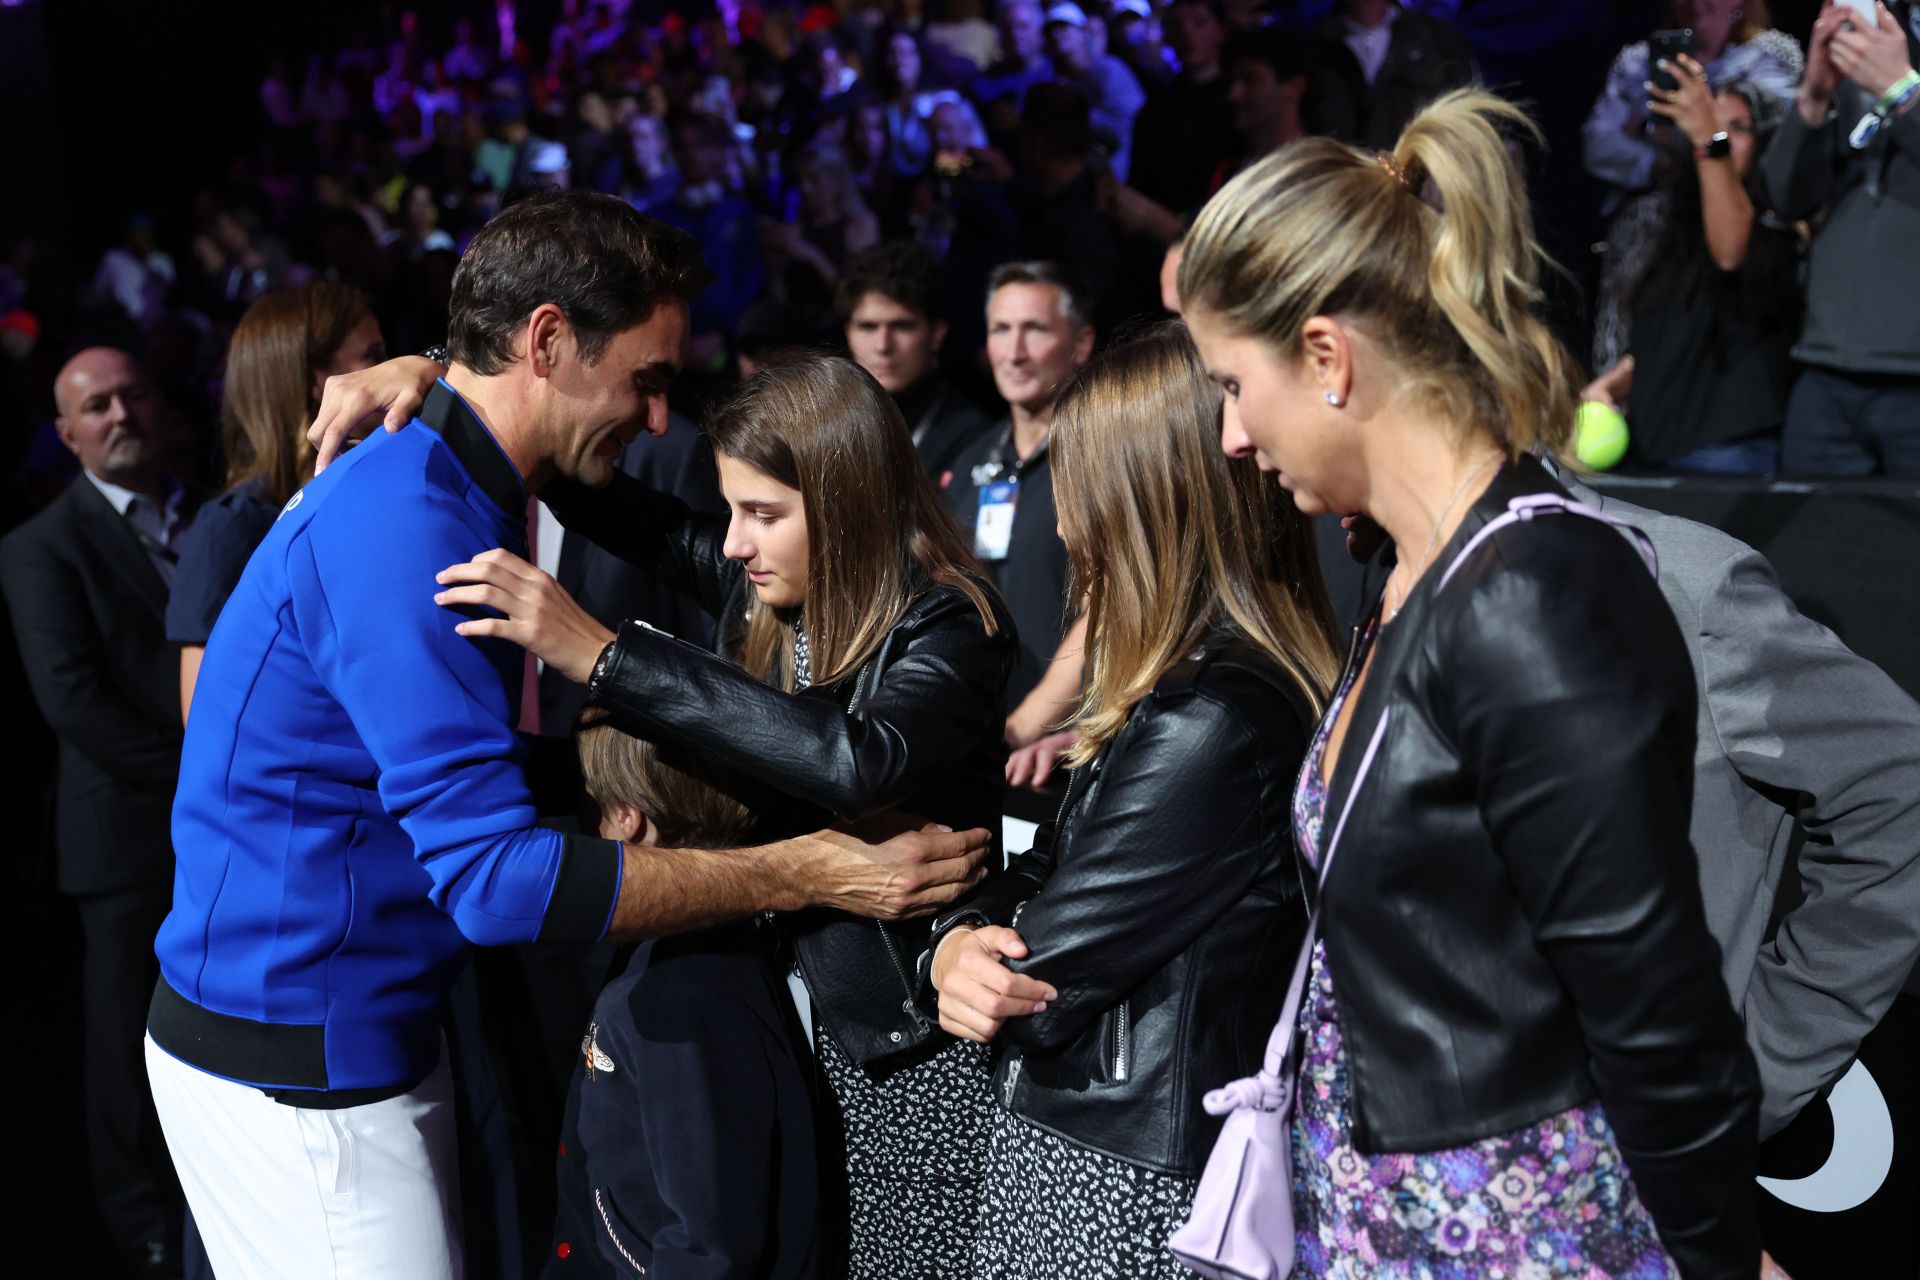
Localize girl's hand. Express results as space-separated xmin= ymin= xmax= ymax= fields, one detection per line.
xmin=1647 ymin=53 xmax=1721 ymax=148
xmin=434 ymin=548 xmax=615 ymax=683
xmin=932 ymin=925 xmax=1056 ymax=1043
xmin=309 ymin=354 xmax=446 ymax=473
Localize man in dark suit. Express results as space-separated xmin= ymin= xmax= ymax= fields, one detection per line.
xmin=0 ymin=347 xmax=191 ymax=1274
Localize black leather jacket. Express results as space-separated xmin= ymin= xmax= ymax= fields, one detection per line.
xmin=931 ymin=634 xmax=1316 ymax=1175
xmin=546 ymin=473 xmax=1015 ymax=1070
xmin=1319 ymin=457 xmax=1758 ymax=1279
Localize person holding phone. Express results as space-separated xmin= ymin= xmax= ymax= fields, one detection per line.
xmin=1762 ymin=0 xmax=1920 ymax=476
xmin=1582 ymin=1 xmax=1804 ymax=372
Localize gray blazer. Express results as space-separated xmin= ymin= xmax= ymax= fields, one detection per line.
xmin=1560 ymin=470 xmax=1920 ymax=1137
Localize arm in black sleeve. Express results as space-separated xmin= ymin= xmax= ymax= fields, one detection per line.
xmin=0 ymin=531 xmax=180 ymax=787
xmin=542 ymin=471 xmax=736 ymax=618
xmin=1447 ymin=532 xmax=1759 ymax=1280
xmin=994 ymin=694 xmax=1295 ymax=1055
xmin=1760 ymin=109 xmax=1841 ymax=222
xmin=589 ymin=601 xmax=1011 ymax=818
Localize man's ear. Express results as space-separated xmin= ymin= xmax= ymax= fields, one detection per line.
xmin=54 ymin=415 xmax=77 ymax=455
xmin=931 ymin=320 xmax=950 ymax=354
xmin=525 ymin=303 xmax=570 ymax=378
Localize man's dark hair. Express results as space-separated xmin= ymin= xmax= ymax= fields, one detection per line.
xmin=834 ymin=241 xmax=944 ymax=326
xmin=1223 ymin=26 xmax=1315 ymax=86
xmin=1020 ymin=82 xmax=1095 ymax=161
xmin=447 ymin=191 xmax=710 ymax=375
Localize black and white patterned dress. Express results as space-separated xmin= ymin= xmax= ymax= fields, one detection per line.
xmin=815 ymin=1028 xmax=996 ymax=1277
xmin=969 ymin=1108 xmax=1197 ymax=1279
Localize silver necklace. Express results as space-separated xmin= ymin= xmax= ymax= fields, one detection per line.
xmin=792 ymin=619 xmax=813 ymax=690
xmin=1386 ymin=451 xmax=1504 ymax=623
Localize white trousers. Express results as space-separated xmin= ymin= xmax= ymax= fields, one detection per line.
xmin=145 ymin=1036 xmax=464 ymax=1280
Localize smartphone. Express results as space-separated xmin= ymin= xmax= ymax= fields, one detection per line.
xmin=1648 ymin=28 xmax=1695 ymax=93
xmin=1835 ymin=0 xmax=1878 ymax=23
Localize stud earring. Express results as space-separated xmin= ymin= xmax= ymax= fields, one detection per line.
xmin=1325 ymin=392 xmax=1344 ymax=408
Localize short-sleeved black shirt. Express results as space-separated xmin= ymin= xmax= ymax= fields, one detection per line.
xmin=165 ymin=480 xmax=279 ymax=645
xmin=940 ymin=421 xmax=1071 ymax=710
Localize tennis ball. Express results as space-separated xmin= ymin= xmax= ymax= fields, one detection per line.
xmin=1574 ymin=401 xmax=1629 ymax=471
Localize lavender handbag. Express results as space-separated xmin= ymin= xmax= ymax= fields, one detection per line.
xmin=1168 ymin=493 xmax=1656 ymax=1280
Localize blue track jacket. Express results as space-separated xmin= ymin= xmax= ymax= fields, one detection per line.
xmin=151 ymin=381 xmax=622 ymax=1098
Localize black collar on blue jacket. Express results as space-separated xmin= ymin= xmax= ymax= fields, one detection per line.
xmin=419 ymin=378 xmax=527 ymax=515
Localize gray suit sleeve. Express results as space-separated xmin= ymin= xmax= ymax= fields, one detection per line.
xmin=1697 ymin=547 xmax=1920 ymax=1138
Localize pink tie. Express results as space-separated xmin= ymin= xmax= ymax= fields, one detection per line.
xmin=517 ymin=498 xmax=542 ymax=735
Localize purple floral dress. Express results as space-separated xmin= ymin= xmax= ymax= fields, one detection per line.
xmin=1287 ymin=626 xmax=1678 ymax=1280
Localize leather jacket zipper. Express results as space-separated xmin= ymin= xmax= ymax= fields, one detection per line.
xmin=1112 ymin=1000 xmax=1131 ymax=1083
xmin=843 ymin=656 xmax=929 ymax=1036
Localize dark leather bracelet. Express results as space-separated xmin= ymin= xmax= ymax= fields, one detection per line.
xmin=419 ymin=344 xmax=449 ymax=367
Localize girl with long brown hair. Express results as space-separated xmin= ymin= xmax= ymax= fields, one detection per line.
xmin=168 ymin=282 xmax=384 ymax=721
xmin=927 ymin=322 xmax=1338 ymax=1276
xmin=344 ymin=349 xmax=1014 ymax=1277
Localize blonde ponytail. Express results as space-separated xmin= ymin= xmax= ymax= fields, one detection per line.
xmin=1180 ymin=89 xmax=1575 ymax=456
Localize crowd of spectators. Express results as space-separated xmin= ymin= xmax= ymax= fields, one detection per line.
xmin=3 ymin=1 xmax=1915 ymax=502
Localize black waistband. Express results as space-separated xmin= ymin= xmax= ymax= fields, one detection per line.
xmin=147 ymin=979 xmax=421 ymax=1110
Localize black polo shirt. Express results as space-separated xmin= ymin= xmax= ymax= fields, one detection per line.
xmin=940 ymin=420 xmax=1071 ymax=709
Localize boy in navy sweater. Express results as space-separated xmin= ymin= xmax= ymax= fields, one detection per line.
xmin=547 ymin=710 xmax=817 ymax=1279
xmin=147 ymin=192 xmax=986 ymax=1280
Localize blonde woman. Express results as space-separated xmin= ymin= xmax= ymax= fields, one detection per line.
xmin=929 ymin=322 xmax=1339 ymax=1277
xmin=1179 ymin=90 xmax=1760 ymax=1277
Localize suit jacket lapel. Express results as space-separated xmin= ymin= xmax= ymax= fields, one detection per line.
xmin=68 ymin=477 xmax=169 ymax=621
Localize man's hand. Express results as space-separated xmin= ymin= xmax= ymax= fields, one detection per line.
xmin=308 ymin=355 xmax=446 ymax=473
xmin=785 ymin=819 xmax=990 ymax=920
xmin=933 ymin=925 xmax=1056 ymax=1043
xmin=1802 ymin=2 xmax=1848 ymax=121
xmin=435 ymin=548 xmax=614 ymax=683
xmin=1006 ymin=729 xmax=1077 ymax=789
xmin=1832 ymin=2 xmax=1917 ymax=100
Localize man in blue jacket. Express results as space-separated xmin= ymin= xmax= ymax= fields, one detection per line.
xmin=144 ymin=191 xmax=987 ymax=1280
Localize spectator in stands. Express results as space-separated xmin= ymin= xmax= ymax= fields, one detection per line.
xmin=1130 ymin=0 xmax=1237 ymax=216
xmin=444 ymin=16 xmax=495 ymax=84
xmin=908 ymin=94 xmax=1022 ymax=370
xmin=1044 ymin=2 xmax=1147 ymax=179
xmin=928 ymin=0 xmax=1002 ymax=75
xmin=943 ymin=261 xmax=1093 ymax=753
xmin=1012 ymin=83 xmax=1121 ymax=324
xmin=975 ymin=0 xmax=1057 ymax=138
xmin=170 ymin=284 xmax=385 ymax=719
xmin=1764 ymin=0 xmax=1920 ymax=476
xmin=654 ymin=111 xmax=765 ymax=365
xmin=878 ymin=26 xmax=939 ymax=176
xmin=385 ymin=184 xmax=458 ymax=262
xmin=1110 ymin=0 xmax=1175 ymax=90
xmin=621 ymin=110 xmax=681 ymax=213
xmin=1583 ymin=0 xmax=1803 ymax=371
xmin=1224 ymin=26 xmax=1316 ymax=173
xmin=569 ymin=91 xmax=626 ymax=195
xmin=1 ymin=349 xmax=194 ymax=1275
xmin=476 ymin=99 xmax=534 ymax=194
xmin=838 ymin=241 xmax=994 ymax=479
xmin=1313 ymin=0 xmax=1477 ymax=150
xmin=91 ymin=216 xmax=177 ymax=334
xmin=762 ymin=143 xmax=880 ymax=308
xmin=1582 ymin=71 xmax=1798 ymax=474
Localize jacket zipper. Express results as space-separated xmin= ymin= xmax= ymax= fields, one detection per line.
xmin=1112 ymin=1000 xmax=1131 ymax=1083
xmin=844 ymin=657 xmax=931 ymax=1036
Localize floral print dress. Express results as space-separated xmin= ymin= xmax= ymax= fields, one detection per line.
xmin=1287 ymin=625 xmax=1679 ymax=1280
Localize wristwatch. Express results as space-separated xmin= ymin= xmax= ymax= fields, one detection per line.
xmin=1695 ymin=131 xmax=1732 ymax=160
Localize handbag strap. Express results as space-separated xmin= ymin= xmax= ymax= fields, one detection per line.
xmin=1216 ymin=491 xmax=1658 ymax=1114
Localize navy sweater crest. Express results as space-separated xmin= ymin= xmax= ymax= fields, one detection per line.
xmin=152 ymin=382 xmax=622 ymax=1096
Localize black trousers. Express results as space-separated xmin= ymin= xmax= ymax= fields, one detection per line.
xmin=75 ymin=881 xmax=181 ymax=1257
